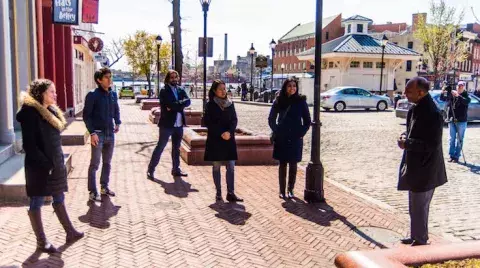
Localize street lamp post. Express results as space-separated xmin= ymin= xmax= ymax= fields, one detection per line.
xmin=200 ymin=0 xmax=212 ymax=127
xmin=270 ymin=39 xmax=277 ymax=91
xmin=155 ymin=35 xmax=163 ymax=98
xmin=281 ymin=63 xmax=285 ymax=84
xmin=379 ymin=34 xmax=388 ymax=95
xmin=304 ymin=0 xmax=325 ymax=203
xmin=249 ymin=43 xmax=255 ymax=101
xmin=475 ymin=68 xmax=479 ymax=91
xmin=168 ymin=22 xmax=175 ymax=69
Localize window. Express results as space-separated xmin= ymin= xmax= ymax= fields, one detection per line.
xmin=342 ymin=88 xmax=357 ymax=95
xmin=376 ymin=62 xmax=385 ymax=68
xmin=328 ymin=62 xmax=334 ymax=68
xmin=294 ymin=63 xmax=297 ymax=70
xmin=408 ymin=42 xmax=413 ymax=49
xmin=363 ymin=62 xmax=373 ymax=68
xmin=406 ymin=60 xmax=412 ymax=72
xmin=348 ymin=24 xmax=351 ymax=33
xmin=356 ymin=88 xmax=371 ymax=96
xmin=350 ymin=61 xmax=360 ymax=68
xmin=303 ymin=62 xmax=306 ymax=70
xmin=326 ymin=32 xmax=330 ymax=41
xmin=357 ymin=24 xmax=364 ymax=33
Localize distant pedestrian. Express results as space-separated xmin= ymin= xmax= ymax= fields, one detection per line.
xmin=241 ymin=82 xmax=247 ymax=101
xmin=17 ymin=79 xmax=84 ymax=253
xmin=398 ymin=77 xmax=447 ymax=246
xmin=83 ymin=67 xmax=121 ymax=202
xmin=268 ymin=78 xmax=311 ymax=199
xmin=204 ymin=80 xmax=243 ymax=202
xmin=147 ymin=70 xmax=191 ymax=180
xmin=394 ymin=93 xmax=402 ymax=109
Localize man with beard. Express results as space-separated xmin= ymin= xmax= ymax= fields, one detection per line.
xmin=147 ymin=70 xmax=191 ymax=180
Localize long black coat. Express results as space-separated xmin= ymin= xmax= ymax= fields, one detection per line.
xmin=204 ymin=101 xmax=238 ymax=162
xmin=268 ymin=96 xmax=311 ymax=162
xmin=398 ymin=94 xmax=447 ymax=192
xmin=158 ymin=84 xmax=191 ymax=128
xmin=16 ymin=94 xmax=68 ymax=197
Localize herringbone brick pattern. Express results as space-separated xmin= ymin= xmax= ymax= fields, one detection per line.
xmin=0 ymin=100 xmax=434 ymax=267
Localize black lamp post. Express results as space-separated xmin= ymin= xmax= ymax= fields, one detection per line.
xmin=249 ymin=43 xmax=255 ymax=101
xmin=270 ymin=39 xmax=277 ymax=91
xmin=475 ymin=68 xmax=479 ymax=91
xmin=281 ymin=63 xmax=285 ymax=84
xmin=168 ymin=22 xmax=175 ymax=69
xmin=200 ymin=0 xmax=212 ymax=127
xmin=304 ymin=0 xmax=325 ymax=203
xmin=379 ymin=34 xmax=388 ymax=95
xmin=155 ymin=35 xmax=163 ymax=97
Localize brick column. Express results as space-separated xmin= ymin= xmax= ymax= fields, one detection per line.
xmin=42 ymin=5 xmax=55 ymax=82
xmin=54 ymin=24 xmax=66 ymax=110
xmin=64 ymin=26 xmax=74 ymax=109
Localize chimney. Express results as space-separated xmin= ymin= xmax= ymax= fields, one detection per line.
xmin=412 ymin=13 xmax=427 ymax=32
xmin=387 ymin=22 xmax=392 ymax=24
xmin=224 ymin=33 xmax=228 ymax=61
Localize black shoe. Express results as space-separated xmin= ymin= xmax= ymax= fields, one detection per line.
xmin=89 ymin=192 xmax=102 ymax=202
xmin=448 ymin=158 xmax=458 ymax=163
xmin=172 ymin=170 xmax=188 ymax=177
xmin=147 ymin=172 xmax=155 ymax=181
xmin=411 ymin=241 xmax=428 ymax=247
xmin=400 ymin=238 xmax=414 ymax=244
xmin=101 ymin=187 xmax=116 ymax=197
xmin=226 ymin=193 xmax=243 ymax=203
xmin=287 ymin=190 xmax=295 ymax=199
xmin=216 ymin=193 xmax=223 ymax=201
xmin=279 ymin=193 xmax=286 ymax=199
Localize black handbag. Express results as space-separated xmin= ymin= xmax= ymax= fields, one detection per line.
xmin=270 ymin=105 xmax=291 ymax=144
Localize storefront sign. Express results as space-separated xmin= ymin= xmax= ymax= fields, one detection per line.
xmin=73 ymin=35 xmax=88 ymax=47
xmin=94 ymin=53 xmax=107 ymax=62
xmin=82 ymin=0 xmax=99 ymax=24
xmin=88 ymin=37 xmax=104 ymax=52
xmin=52 ymin=0 xmax=79 ymax=25
xmin=459 ymin=73 xmax=473 ymax=81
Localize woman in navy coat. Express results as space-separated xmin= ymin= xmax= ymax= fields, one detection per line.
xmin=268 ymin=78 xmax=311 ymax=199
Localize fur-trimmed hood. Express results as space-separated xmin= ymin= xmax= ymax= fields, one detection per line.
xmin=17 ymin=92 xmax=67 ymax=131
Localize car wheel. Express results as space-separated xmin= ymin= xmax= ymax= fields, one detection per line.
xmin=334 ymin=101 xmax=346 ymax=112
xmin=377 ymin=101 xmax=387 ymax=111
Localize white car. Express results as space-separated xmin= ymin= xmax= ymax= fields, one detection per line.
xmin=321 ymin=87 xmax=391 ymax=112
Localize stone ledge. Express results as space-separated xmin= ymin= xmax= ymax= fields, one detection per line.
xmin=148 ymin=107 xmax=202 ymax=126
xmin=61 ymin=119 xmax=89 ymax=146
xmin=141 ymin=99 xmax=160 ymax=110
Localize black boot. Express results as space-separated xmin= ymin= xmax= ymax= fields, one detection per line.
xmin=216 ymin=190 xmax=223 ymax=201
xmin=226 ymin=192 xmax=243 ymax=202
xmin=52 ymin=203 xmax=84 ymax=244
xmin=28 ymin=210 xmax=58 ymax=253
xmin=287 ymin=162 xmax=297 ymax=199
xmin=279 ymin=162 xmax=287 ymax=198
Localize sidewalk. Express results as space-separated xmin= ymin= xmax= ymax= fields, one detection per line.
xmin=0 ymin=100 xmax=443 ymax=267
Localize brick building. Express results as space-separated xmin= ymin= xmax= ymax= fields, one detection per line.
xmin=273 ymin=14 xmax=343 ymax=76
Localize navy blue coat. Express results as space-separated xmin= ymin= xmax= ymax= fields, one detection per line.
xmin=158 ymin=84 xmax=191 ymax=128
xmin=83 ymin=88 xmax=121 ymax=136
xmin=268 ymin=96 xmax=311 ymax=162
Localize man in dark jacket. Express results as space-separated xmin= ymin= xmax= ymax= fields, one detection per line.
xmin=440 ymin=81 xmax=471 ymax=163
xmin=398 ymin=77 xmax=447 ymax=246
xmin=147 ymin=70 xmax=191 ymax=180
xmin=83 ymin=67 xmax=121 ymax=202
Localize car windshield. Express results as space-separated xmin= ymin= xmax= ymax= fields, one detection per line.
xmin=325 ymin=88 xmax=343 ymax=94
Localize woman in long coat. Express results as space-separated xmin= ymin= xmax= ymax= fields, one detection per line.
xmin=204 ymin=79 xmax=243 ymax=203
xmin=268 ymin=78 xmax=311 ymax=199
xmin=16 ymin=79 xmax=83 ymax=253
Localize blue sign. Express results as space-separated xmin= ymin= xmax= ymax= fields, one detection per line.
xmin=52 ymin=0 xmax=79 ymax=25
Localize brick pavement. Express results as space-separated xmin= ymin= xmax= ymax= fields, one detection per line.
xmin=0 ymin=100 xmax=439 ymax=268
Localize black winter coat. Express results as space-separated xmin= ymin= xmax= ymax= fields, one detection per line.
xmin=158 ymin=84 xmax=191 ymax=128
xmin=439 ymin=90 xmax=470 ymax=122
xmin=204 ymin=101 xmax=238 ymax=162
xmin=398 ymin=94 xmax=447 ymax=192
xmin=268 ymin=95 xmax=311 ymax=162
xmin=16 ymin=94 xmax=68 ymax=197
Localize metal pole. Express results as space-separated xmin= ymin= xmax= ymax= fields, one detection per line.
xmin=157 ymin=44 xmax=160 ymax=97
xmin=171 ymin=36 xmax=175 ymax=68
xmin=282 ymin=68 xmax=284 ymax=84
xmin=379 ymin=46 xmax=385 ymax=94
xmin=250 ymin=53 xmax=254 ymax=101
xmin=304 ymin=0 xmax=325 ymax=203
xmin=271 ymin=49 xmax=274 ymax=91
xmin=201 ymin=4 xmax=208 ymax=126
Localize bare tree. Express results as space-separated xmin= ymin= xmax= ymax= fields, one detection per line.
xmin=105 ymin=38 xmax=125 ymax=68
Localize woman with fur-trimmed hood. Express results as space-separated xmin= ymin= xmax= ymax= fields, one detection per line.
xmin=268 ymin=78 xmax=311 ymax=199
xmin=16 ymin=79 xmax=83 ymax=253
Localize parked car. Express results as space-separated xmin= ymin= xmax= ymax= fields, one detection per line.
xmin=255 ymin=89 xmax=280 ymax=103
xmin=395 ymin=90 xmax=480 ymax=121
xmin=118 ymin=86 xmax=135 ymax=99
xmin=320 ymin=87 xmax=391 ymax=112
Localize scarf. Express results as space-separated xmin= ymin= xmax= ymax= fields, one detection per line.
xmin=213 ymin=96 xmax=232 ymax=110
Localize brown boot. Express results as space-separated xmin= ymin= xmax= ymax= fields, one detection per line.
xmin=27 ymin=210 xmax=58 ymax=253
xmin=52 ymin=203 xmax=84 ymax=244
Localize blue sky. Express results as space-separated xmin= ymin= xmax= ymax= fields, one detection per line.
xmin=95 ymin=0 xmax=480 ymax=71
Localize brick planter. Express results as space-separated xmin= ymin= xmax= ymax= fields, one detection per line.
xmin=335 ymin=241 xmax=480 ymax=268
xmin=141 ymin=99 xmax=160 ymax=110
xmin=135 ymin=95 xmax=150 ymax=103
xmin=148 ymin=107 xmax=202 ymax=126
xmin=180 ymin=127 xmax=276 ymax=165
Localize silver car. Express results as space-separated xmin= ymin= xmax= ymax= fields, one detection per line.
xmin=395 ymin=90 xmax=480 ymax=121
xmin=320 ymin=87 xmax=391 ymax=112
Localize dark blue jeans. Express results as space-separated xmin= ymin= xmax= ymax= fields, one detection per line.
xmin=29 ymin=193 xmax=65 ymax=211
xmin=213 ymin=161 xmax=235 ymax=194
xmin=148 ymin=127 xmax=183 ymax=174
xmin=88 ymin=133 xmax=115 ymax=193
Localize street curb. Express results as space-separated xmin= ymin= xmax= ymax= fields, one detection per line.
xmin=233 ymin=101 xmax=273 ymax=107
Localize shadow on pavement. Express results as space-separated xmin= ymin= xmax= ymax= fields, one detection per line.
xmin=115 ymin=141 xmax=157 ymax=158
xmin=282 ymin=197 xmax=388 ymax=249
xmin=458 ymin=162 xmax=480 ymax=175
xmin=208 ymin=202 xmax=252 ymax=226
xmin=22 ymin=250 xmax=64 ymax=268
xmin=152 ymin=177 xmax=198 ymax=198
xmin=78 ymin=196 xmax=121 ymax=229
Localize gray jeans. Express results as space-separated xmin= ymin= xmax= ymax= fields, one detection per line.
xmin=212 ymin=161 xmax=235 ymax=194
xmin=88 ymin=133 xmax=115 ymax=193
xmin=409 ymin=189 xmax=435 ymax=245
